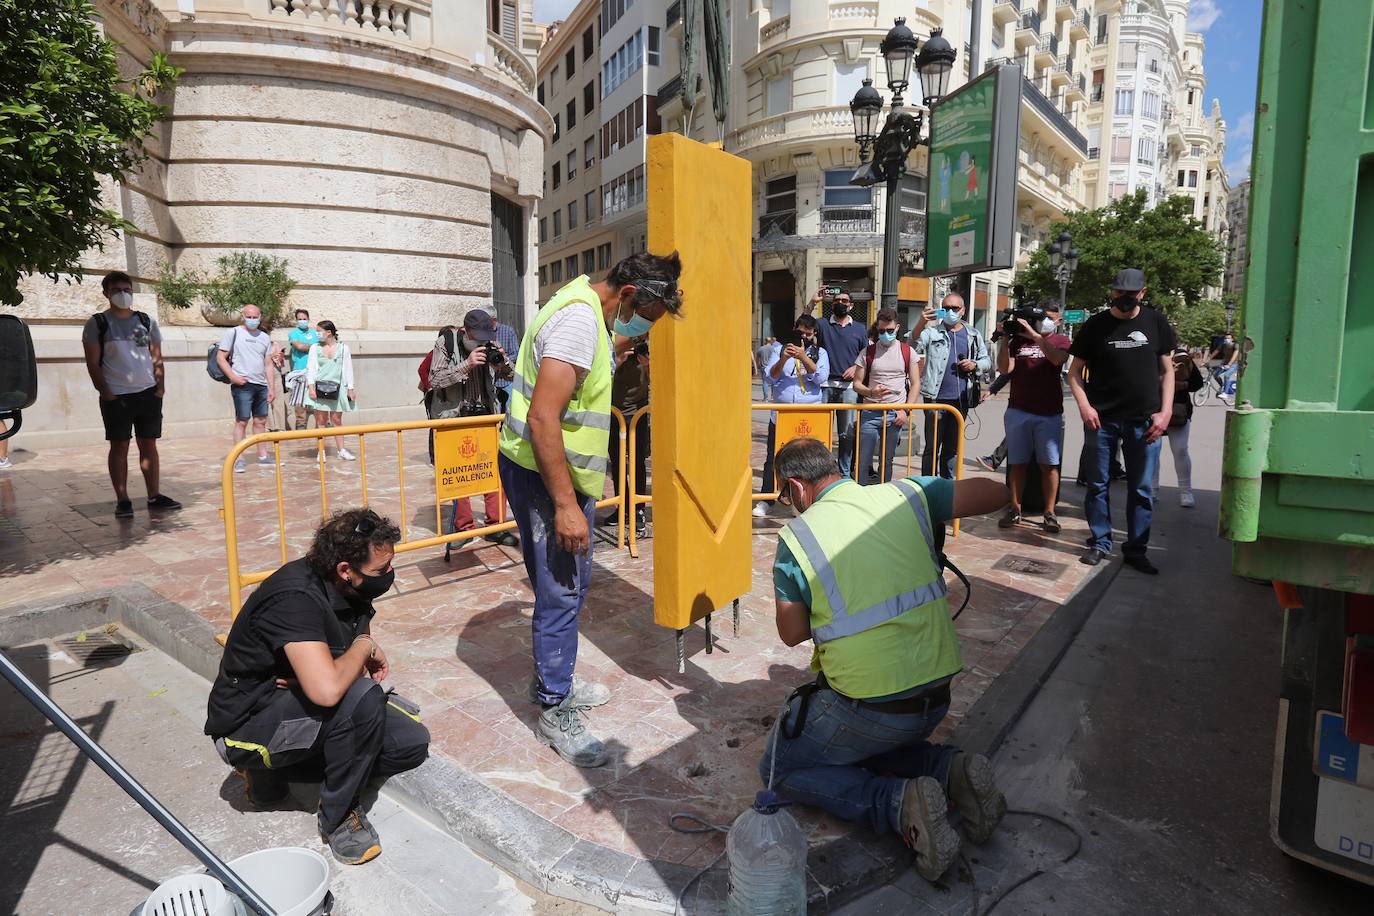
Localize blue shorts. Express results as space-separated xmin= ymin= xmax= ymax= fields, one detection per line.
xmin=1004 ymin=407 xmax=1063 ymax=466
xmin=231 ymin=382 xmax=270 ymax=421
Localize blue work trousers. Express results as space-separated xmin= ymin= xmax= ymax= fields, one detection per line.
xmin=499 ymin=454 xmax=596 ymax=706
xmin=758 ymin=688 xmax=957 ymax=835
xmin=1083 ymin=419 xmax=1160 ymax=558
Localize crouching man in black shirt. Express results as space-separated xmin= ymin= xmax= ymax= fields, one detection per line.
xmin=205 ymin=508 xmax=429 ymax=865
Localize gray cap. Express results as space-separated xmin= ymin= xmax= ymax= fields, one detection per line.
xmin=1111 ymin=268 xmax=1146 ymax=292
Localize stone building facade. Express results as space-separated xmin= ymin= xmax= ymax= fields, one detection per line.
xmin=18 ymin=0 xmax=548 ymax=447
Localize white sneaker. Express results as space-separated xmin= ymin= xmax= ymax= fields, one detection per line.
xmin=1180 ymin=490 xmax=1195 ymax=508
xmin=0 ymin=457 xmax=10 ymax=470
xmin=337 ymin=447 xmax=357 ymax=461
xmin=752 ymin=502 xmax=769 ymax=518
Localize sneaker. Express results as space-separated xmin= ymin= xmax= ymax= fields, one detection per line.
xmin=0 ymin=457 xmax=11 ymax=470
xmin=997 ymin=508 xmax=1021 ymax=529
xmin=234 ymin=458 xmax=246 ymax=474
xmin=898 ymin=776 xmax=960 ymax=882
xmin=236 ymin=767 xmax=290 ymax=808
xmin=537 ymin=698 xmax=609 ymax=768
xmin=337 ymin=447 xmax=357 ymax=461
xmin=1179 ymin=490 xmax=1195 ymax=508
xmin=319 ymin=806 xmax=382 ymax=865
xmin=147 ymin=494 xmax=182 ymax=512
xmin=946 ymin=752 xmax=1006 ymax=845
xmin=1042 ymin=513 xmax=1061 ymax=534
xmin=257 ymin=453 xmax=273 ymax=465
xmin=752 ymin=502 xmax=770 ymax=518
xmin=114 ymin=499 xmax=134 ymax=519
xmin=483 ymin=531 xmax=520 ymax=548
xmin=975 ymin=455 xmax=999 ymax=473
xmin=1080 ymin=547 xmax=1109 ymax=567
xmin=1123 ymin=554 xmax=1159 ymax=575
xmin=529 ymin=674 xmax=611 ymax=708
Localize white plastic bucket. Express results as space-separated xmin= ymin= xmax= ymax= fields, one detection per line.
xmin=225 ymin=847 xmax=331 ymax=916
xmin=142 ymin=874 xmax=245 ymax=916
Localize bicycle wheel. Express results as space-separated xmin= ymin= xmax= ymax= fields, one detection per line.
xmin=1193 ymin=383 xmax=1209 ymax=406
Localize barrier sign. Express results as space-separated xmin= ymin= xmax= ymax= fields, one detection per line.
xmin=775 ymin=410 xmax=833 ymax=453
xmin=1064 ymin=309 xmax=1088 ymax=324
xmin=434 ymin=426 xmax=500 ymax=500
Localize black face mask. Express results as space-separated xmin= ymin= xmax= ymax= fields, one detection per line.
xmin=833 ymin=304 xmax=849 ymax=318
xmin=347 ymin=568 xmax=395 ymax=601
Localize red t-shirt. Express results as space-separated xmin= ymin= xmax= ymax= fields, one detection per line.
xmin=1008 ymin=333 xmax=1072 ymax=416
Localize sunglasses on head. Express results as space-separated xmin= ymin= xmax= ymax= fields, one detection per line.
xmin=635 ymin=278 xmax=676 ymax=303
xmin=353 ymin=512 xmax=381 ymax=537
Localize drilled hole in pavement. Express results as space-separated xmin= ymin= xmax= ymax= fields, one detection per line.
xmin=679 ymin=762 xmax=709 ymax=779
xmin=726 ymin=738 xmax=741 ymax=748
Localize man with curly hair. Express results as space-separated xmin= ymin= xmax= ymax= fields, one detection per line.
xmin=205 ymin=508 xmax=429 ymax=865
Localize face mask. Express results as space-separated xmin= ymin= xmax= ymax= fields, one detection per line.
xmin=1039 ymin=318 xmax=1057 ymax=334
xmin=110 ymin=291 xmax=134 ymax=310
xmin=348 ymin=567 xmax=395 ymax=601
xmin=614 ymin=310 xmax=654 ymax=339
xmin=943 ymin=312 xmax=962 ymax=327
xmin=832 ymin=304 xmax=849 ymax=318
xmin=878 ymin=330 xmax=898 ymax=344
xmin=297 ymin=320 xmax=309 ymax=331
xmin=244 ymin=317 xmax=261 ymax=330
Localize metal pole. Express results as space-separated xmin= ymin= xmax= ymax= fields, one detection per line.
xmin=969 ymin=0 xmax=983 ymax=76
xmin=0 ymin=650 xmax=278 ymax=916
xmin=1059 ymin=271 xmax=1069 ymax=311
xmin=881 ymin=172 xmax=903 ymax=312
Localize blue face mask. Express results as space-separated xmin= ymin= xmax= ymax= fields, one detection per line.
xmin=614 ymin=311 xmax=654 ymax=338
xmin=297 ymin=320 xmax=309 ymax=331
xmin=942 ymin=311 xmax=962 ymax=327
xmin=244 ymin=317 xmax=261 ymax=330
xmin=878 ymin=330 xmax=898 ymax=344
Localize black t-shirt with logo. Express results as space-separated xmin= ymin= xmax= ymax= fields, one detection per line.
xmin=1069 ymin=306 xmax=1176 ymax=420
xmin=204 ymin=558 xmax=374 ymax=737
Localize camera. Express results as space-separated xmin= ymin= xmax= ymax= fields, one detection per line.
xmin=483 ymin=341 xmax=505 ymax=367
xmin=998 ymin=285 xmax=1046 ymax=338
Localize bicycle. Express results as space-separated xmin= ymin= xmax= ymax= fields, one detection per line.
xmin=1194 ymin=366 xmax=1233 ymax=406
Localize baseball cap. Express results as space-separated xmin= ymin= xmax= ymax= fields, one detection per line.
xmin=462 ymin=309 xmax=497 ymax=342
xmin=1111 ymin=268 xmax=1146 ymax=292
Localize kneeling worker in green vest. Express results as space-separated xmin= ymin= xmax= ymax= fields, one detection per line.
xmin=759 ymin=436 xmax=1013 ymax=880
xmin=497 ymin=251 xmax=683 ymax=767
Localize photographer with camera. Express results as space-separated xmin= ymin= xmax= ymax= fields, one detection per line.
xmin=811 ymin=287 xmax=869 ymax=477
xmin=993 ymin=299 xmax=1071 ymax=532
xmin=428 ymin=309 xmax=518 ymax=549
xmin=756 ymin=314 xmax=830 ymax=517
xmin=912 ymin=294 xmax=991 ymax=479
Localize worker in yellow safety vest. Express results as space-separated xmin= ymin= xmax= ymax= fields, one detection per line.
xmin=758 ymin=436 xmax=1012 ymax=882
xmin=497 ymin=251 xmax=683 ymax=768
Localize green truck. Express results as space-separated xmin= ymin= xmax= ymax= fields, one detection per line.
xmin=1219 ymin=0 xmax=1374 ymax=885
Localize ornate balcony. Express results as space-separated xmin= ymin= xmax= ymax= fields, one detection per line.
xmin=761 ymin=15 xmax=791 ymax=45
xmin=726 ymin=105 xmax=856 ymax=158
xmin=1071 ymin=8 xmax=1090 ymax=42
xmin=1056 ymin=0 xmax=1076 ymax=21
xmin=1015 ymin=12 xmax=1041 ymax=50
xmin=821 ymin=206 xmax=876 ymax=234
xmin=1035 ymin=32 xmax=1059 ymax=68
xmin=1065 ymin=71 xmax=1086 ymax=102
xmin=830 ymin=2 xmax=881 ymax=25
xmin=1051 ymin=53 xmax=1072 ymax=88
xmin=992 ymin=0 xmax=1022 ymax=28
xmin=268 ymin=0 xmax=430 ymax=41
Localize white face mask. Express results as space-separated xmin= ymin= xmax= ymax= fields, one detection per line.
xmin=1039 ymin=317 xmax=1057 ymax=334
xmin=110 ymin=291 xmax=134 ymax=309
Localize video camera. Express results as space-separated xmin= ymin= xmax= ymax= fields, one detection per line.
xmin=993 ymin=284 xmax=1048 ymax=341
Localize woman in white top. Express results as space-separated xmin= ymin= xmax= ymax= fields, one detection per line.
xmin=305 ymin=320 xmax=357 ymax=460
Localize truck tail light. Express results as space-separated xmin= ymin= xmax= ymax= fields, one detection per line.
xmin=1344 ymin=594 xmax=1374 ymax=745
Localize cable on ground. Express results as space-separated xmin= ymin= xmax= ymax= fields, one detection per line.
xmin=967 ymin=808 xmax=1085 ymax=916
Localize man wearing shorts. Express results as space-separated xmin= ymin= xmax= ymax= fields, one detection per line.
xmin=995 ymin=301 xmax=1071 ymax=532
xmin=81 ymin=271 xmax=182 ymax=518
xmin=216 ymin=304 xmax=277 ymax=473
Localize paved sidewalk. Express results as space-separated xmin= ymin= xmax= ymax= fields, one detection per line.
xmin=1 ymin=403 xmax=1107 ymax=908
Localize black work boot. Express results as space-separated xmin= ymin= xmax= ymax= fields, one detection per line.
xmin=319 ymin=806 xmax=382 ymax=865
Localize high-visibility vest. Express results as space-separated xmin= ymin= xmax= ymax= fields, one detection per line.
xmin=498 ymin=276 xmax=613 ymax=497
xmin=777 ymin=478 xmax=961 ymax=699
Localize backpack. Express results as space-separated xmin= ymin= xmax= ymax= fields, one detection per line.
xmin=93 ymin=311 xmax=151 ymax=367
xmin=207 ymin=326 xmax=239 ymax=383
xmin=426 ymin=327 xmax=465 ymax=391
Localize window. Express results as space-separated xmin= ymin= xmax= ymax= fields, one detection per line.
xmin=584 ymin=136 xmax=595 ymax=169
xmin=583 ymin=249 xmax=596 ymax=274
xmin=1188 ymin=170 xmax=1198 ymax=187
xmin=648 ymin=26 xmax=660 ymax=66
xmin=1147 ymin=58 xmax=1160 ymax=74
xmin=898 ymin=174 xmax=926 ymax=237
xmin=601 ymin=31 xmax=646 ymax=98
xmin=1111 ymin=136 xmax=1130 ymax=162
xmin=539 ymin=217 xmax=547 ymax=243
xmin=1191 ymin=144 xmax=1202 ymax=157
xmin=565 ymin=255 xmax=578 ymax=278
xmin=566 ymin=150 xmax=576 ymax=179
xmin=766 ymin=74 xmax=791 ymax=116
xmin=1119 ymin=42 xmax=1137 ymax=68
xmin=1177 ymin=169 xmax=1186 ymax=187
xmin=1187 ymin=89 xmax=1195 ymax=105
xmin=566 ymin=49 xmax=575 ymax=79
xmin=553 ymin=114 xmax=560 ymax=141
xmin=568 ymin=200 xmax=577 ymax=230
xmin=583 ymin=27 xmax=594 ymax=60
xmin=1096 ymin=14 xmax=1108 ymax=42
xmin=539 ymin=265 xmax=547 ymax=287
xmin=1114 ymin=89 xmax=1133 ymax=116
xmin=553 ymin=210 xmax=562 ymax=236
xmin=1108 ymin=181 xmax=1127 ymax=199
xmin=765 ymin=175 xmax=796 ymax=213
xmin=551 ymin=260 xmax=562 ymax=283
xmin=1142 ymin=91 xmax=1158 ymax=119
xmin=833 ymin=61 xmax=868 ymax=107
xmin=823 ymin=168 xmax=870 ymax=207
xmin=567 ymin=100 xmax=577 ymax=130
xmin=552 ymin=162 xmax=561 ymax=189
xmin=1137 ymin=138 xmax=1153 ymax=164
xmin=584 ymin=81 xmax=595 ymax=116
xmin=597 ymin=243 xmax=611 ymax=270
xmin=550 ymin=64 xmax=560 ymax=94
xmin=537 ymin=82 xmax=545 ymax=106
xmin=585 ymin=190 xmax=597 ymax=221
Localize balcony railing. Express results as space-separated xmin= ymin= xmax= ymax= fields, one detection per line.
xmin=1038 ymin=33 xmax=1059 ymax=57
xmin=759 ymin=210 xmax=797 ymax=237
xmin=666 ymin=0 xmax=680 ymax=28
xmin=1087 ymin=147 xmax=1099 ymax=160
xmin=1019 ymin=11 xmax=1041 ymax=34
xmin=821 ymin=205 xmax=876 ymax=234
xmin=995 ymin=0 xmax=1022 ymax=11
xmin=657 ymin=73 xmax=682 ymax=106
xmin=269 ymin=0 xmax=428 ymax=41
xmin=727 ymin=105 xmax=853 ymax=155
xmin=1022 ymin=74 xmax=1087 ymax=152
xmin=761 ymin=15 xmax=790 ymax=42
xmin=487 ymin=31 xmax=534 ymax=93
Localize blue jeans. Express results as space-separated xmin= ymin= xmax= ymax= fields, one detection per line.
xmin=230 ymin=382 xmax=269 ymax=421
xmin=1216 ymin=364 xmax=1238 ymax=396
xmin=858 ymin=411 xmax=903 ymax=485
xmin=825 ymin=386 xmax=859 ymax=477
xmin=1083 ymin=419 xmax=1160 ymax=558
xmin=758 ymin=688 xmax=956 ymax=835
xmin=499 ymin=455 xmax=596 ymax=705
xmin=922 ymin=398 xmax=967 ymax=479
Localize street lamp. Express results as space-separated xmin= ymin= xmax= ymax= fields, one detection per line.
xmin=1049 ymin=229 xmax=1078 ymax=310
xmin=849 ymin=23 xmax=958 ymax=311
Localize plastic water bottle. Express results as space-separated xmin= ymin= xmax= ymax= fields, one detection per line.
xmin=725 ymin=790 xmax=808 ymax=915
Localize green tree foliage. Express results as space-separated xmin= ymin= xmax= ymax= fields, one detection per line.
xmin=1172 ymin=298 xmax=1227 ymax=349
xmin=0 ymin=0 xmax=180 ymax=306
xmin=1016 ymin=190 xmax=1226 ymax=316
xmin=201 ymin=253 xmax=298 ymax=329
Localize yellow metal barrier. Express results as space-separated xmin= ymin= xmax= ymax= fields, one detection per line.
xmin=221 ymin=410 xmax=628 ymax=618
xmin=623 ymin=401 xmax=966 ymax=556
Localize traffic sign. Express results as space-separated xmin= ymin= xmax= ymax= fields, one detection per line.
xmin=1063 ymin=309 xmax=1087 ymax=324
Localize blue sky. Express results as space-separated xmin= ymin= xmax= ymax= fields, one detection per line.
xmin=530 ymin=0 xmax=1262 ymax=181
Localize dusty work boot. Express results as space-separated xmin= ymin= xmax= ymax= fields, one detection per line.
xmin=538 ymin=698 xmax=609 ymax=768
xmin=527 ymin=674 xmax=611 ymax=708
xmin=899 ymin=776 xmax=960 ymax=881
xmin=319 ymin=806 xmax=382 ymax=865
xmin=236 ymin=767 xmax=290 ymax=808
xmin=946 ymin=752 xmax=1006 ymax=845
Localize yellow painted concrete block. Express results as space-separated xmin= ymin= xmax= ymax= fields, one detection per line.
xmin=646 ymin=133 xmax=753 ymax=630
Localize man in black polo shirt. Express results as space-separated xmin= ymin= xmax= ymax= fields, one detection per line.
xmin=205 ymin=509 xmax=429 ymax=865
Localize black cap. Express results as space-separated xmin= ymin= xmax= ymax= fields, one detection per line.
xmin=1111 ymin=268 xmax=1146 ymax=292
xmin=462 ymin=309 xmax=497 ymax=342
